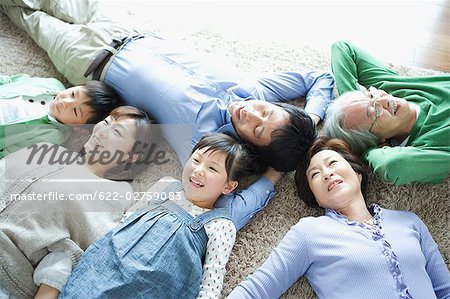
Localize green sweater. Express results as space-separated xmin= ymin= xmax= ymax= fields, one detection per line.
xmin=0 ymin=74 xmax=73 ymax=159
xmin=331 ymin=41 xmax=450 ymax=185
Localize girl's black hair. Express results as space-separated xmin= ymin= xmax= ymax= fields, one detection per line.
xmin=192 ymin=133 xmax=258 ymax=182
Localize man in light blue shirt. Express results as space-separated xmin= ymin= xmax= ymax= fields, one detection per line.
xmin=103 ymin=34 xmax=333 ymax=168
xmin=1 ymin=1 xmax=334 ymax=229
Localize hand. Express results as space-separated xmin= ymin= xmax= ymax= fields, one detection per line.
xmin=367 ymin=86 xmax=388 ymax=100
xmin=34 ymin=284 xmax=60 ymax=299
xmin=308 ymin=113 xmax=321 ymax=125
xmin=263 ymin=167 xmax=284 ymax=185
xmin=358 ymin=84 xmax=368 ymax=93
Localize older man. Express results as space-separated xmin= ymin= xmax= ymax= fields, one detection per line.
xmin=324 ymin=41 xmax=449 ymax=185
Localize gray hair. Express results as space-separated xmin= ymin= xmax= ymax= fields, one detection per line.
xmin=324 ymin=91 xmax=380 ymax=156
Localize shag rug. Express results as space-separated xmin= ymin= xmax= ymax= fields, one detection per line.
xmin=0 ymin=7 xmax=448 ymax=299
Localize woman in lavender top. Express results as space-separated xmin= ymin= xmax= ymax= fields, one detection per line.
xmin=228 ymin=137 xmax=450 ymax=299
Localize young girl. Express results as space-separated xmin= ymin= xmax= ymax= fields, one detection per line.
xmin=59 ymin=133 xmax=281 ymax=298
xmin=228 ymin=137 xmax=450 ymax=298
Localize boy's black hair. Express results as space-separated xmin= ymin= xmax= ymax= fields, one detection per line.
xmin=84 ymin=81 xmax=123 ymax=124
xmin=252 ymin=103 xmax=317 ymax=172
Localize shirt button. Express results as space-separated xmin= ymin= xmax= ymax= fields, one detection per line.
xmin=28 ymin=99 xmax=34 ymax=103
xmin=41 ymin=101 xmax=46 ymax=105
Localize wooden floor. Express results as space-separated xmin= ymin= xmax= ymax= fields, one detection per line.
xmin=108 ymin=0 xmax=450 ymax=73
xmin=329 ymin=0 xmax=450 ymax=72
xmin=305 ymin=0 xmax=450 ymax=72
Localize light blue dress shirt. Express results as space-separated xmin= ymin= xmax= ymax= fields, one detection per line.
xmin=104 ymin=34 xmax=334 ymax=229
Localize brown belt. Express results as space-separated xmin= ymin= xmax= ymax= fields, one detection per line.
xmin=84 ymin=38 xmax=123 ymax=80
xmin=84 ymin=35 xmax=143 ymax=80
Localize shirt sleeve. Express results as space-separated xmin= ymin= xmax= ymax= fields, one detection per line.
xmin=214 ymin=176 xmax=275 ymax=231
xmin=413 ymin=214 xmax=450 ymax=298
xmin=198 ymin=219 xmax=236 ymax=299
xmin=0 ymin=76 xmax=65 ymax=98
xmin=330 ymin=40 xmax=398 ymax=95
xmin=1 ymin=125 xmax=72 ymax=159
xmin=0 ymin=74 xmax=31 ymax=86
xmin=33 ymin=251 xmax=73 ymax=291
xmin=364 ymin=146 xmax=450 ymax=184
xmin=227 ymin=71 xmax=334 ymax=119
xmin=228 ymin=221 xmax=310 ymax=298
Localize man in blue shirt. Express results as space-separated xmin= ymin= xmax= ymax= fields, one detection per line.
xmin=102 ymin=34 xmax=333 ymax=170
xmin=1 ymin=1 xmax=334 ymax=229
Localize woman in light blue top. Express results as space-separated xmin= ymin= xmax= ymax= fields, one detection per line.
xmin=228 ymin=137 xmax=450 ymax=299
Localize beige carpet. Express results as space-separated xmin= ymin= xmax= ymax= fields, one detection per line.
xmin=1 ymin=8 xmax=449 ymax=299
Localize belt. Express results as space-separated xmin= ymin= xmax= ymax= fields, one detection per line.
xmin=84 ymin=35 xmax=143 ymax=80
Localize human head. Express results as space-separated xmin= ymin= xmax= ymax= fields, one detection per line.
xmin=324 ymin=88 xmax=414 ymax=156
xmin=49 ymin=81 xmax=122 ymax=125
xmin=228 ymin=100 xmax=291 ymax=147
xmin=295 ymin=137 xmax=368 ymax=210
xmin=182 ymin=133 xmax=256 ymax=208
xmin=252 ymin=103 xmax=317 ymax=172
xmin=83 ymin=106 xmax=157 ymax=180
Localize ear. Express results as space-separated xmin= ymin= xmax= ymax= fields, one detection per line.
xmin=357 ymin=172 xmax=363 ymax=183
xmin=377 ymin=138 xmax=388 ymax=146
xmin=222 ymin=180 xmax=238 ymax=194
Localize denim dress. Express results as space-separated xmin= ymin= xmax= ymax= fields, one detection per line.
xmin=59 ymin=181 xmax=232 ymax=299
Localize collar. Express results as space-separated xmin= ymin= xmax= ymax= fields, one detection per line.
xmin=46 ymin=112 xmax=62 ymax=124
xmin=216 ymin=106 xmax=239 ymax=138
xmin=325 ymin=204 xmax=382 ymax=227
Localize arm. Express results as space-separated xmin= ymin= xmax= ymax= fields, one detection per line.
xmin=413 ymin=215 xmax=450 ymax=297
xmin=198 ymin=219 xmax=237 ymax=299
xmin=0 ymin=76 xmax=65 ymax=97
xmin=262 ymin=166 xmax=283 ymax=185
xmin=229 ymin=71 xmax=334 ymax=121
xmin=364 ymin=146 xmax=450 ymax=184
xmin=214 ymin=168 xmax=283 ymax=231
xmin=33 ymin=251 xmax=73 ymax=298
xmin=228 ymin=222 xmax=310 ymax=298
xmin=0 ymin=74 xmax=31 ymax=86
xmin=1 ymin=124 xmax=72 ymax=159
xmin=331 ymin=41 xmax=398 ymax=95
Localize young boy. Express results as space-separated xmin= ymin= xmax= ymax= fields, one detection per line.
xmin=0 ymin=74 xmax=122 ymax=158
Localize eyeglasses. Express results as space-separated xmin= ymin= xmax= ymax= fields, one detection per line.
xmin=368 ymin=100 xmax=384 ymax=132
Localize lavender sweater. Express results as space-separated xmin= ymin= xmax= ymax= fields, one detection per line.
xmin=228 ymin=205 xmax=450 ymax=299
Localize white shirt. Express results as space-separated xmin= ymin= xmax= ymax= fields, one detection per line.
xmin=0 ymin=95 xmax=53 ymax=124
